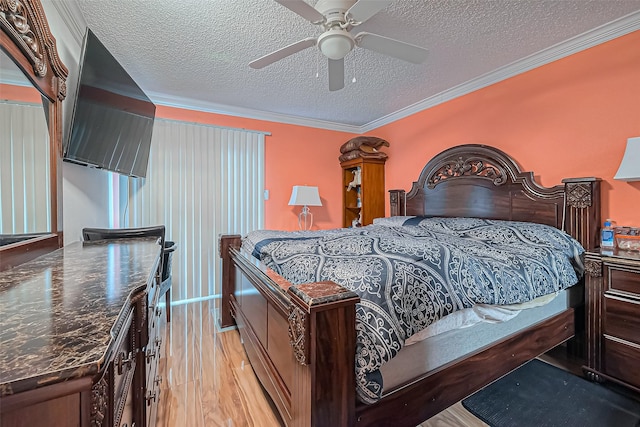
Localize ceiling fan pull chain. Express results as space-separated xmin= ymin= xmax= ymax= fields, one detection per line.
xmin=316 ymin=50 xmax=320 ymax=78
xmin=352 ymin=49 xmax=357 ymax=83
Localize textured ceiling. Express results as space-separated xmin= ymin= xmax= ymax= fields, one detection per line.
xmin=68 ymin=0 xmax=640 ymax=129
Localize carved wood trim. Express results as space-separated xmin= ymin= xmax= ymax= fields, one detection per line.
xmin=566 ymin=182 xmax=593 ymax=209
xmin=389 ymin=191 xmax=398 ymax=205
xmin=389 ymin=189 xmax=406 ymax=217
xmin=112 ymin=303 xmax=135 ymax=340
xmin=427 ymin=156 xmax=507 ymax=188
xmin=90 ymin=375 xmax=108 ymax=427
xmin=288 ymin=304 xmax=309 ymax=366
xmin=113 ymin=363 xmax=136 ymax=427
xmin=0 ymin=0 xmax=68 ymax=96
xmin=563 ymin=178 xmax=600 ymax=251
xmin=405 ymin=144 xmax=567 ymax=204
xmin=585 ymin=258 xmax=603 ymax=278
xmin=1 ymin=0 xmax=46 ymax=75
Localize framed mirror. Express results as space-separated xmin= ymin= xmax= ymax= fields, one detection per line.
xmin=1 ymin=0 xmax=68 ymax=271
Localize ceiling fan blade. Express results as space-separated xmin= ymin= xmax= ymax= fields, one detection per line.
xmin=346 ymin=0 xmax=394 ymax=24
xmin=355 ymin=32 xmax=428 ymax=64
xmin=328 ymin=58 xmax=344 ymax=91
xmin=274 ymin=0 xmax=325 ymax=24
xmin=249 ymin=37 xmax=317 ymax=69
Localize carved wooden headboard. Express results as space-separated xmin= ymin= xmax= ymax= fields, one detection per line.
xmin=389 ymin=144 xmax=600 ymax=250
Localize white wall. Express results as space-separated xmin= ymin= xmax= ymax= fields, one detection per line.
xmin=41 ymin=1 xmax=112 ymax=244
xmin=61 ymin=164 xmax=112 ymax=243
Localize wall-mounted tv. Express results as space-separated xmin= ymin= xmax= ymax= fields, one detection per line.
xmin=64 ymin=28 xmax=155 ymax=178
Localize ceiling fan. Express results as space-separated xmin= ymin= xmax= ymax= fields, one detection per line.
xmin=249 ymin=0 xmax=429 ymax=91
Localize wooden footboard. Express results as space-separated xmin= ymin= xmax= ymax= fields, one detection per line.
xmin=220 ymin=235 xmax=360 ymax=426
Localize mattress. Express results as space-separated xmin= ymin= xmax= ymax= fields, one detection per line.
xmin=404 ymin=291 xmax=559 ymax=345
xmin=379 ymin=285 xmax=583 ymax=394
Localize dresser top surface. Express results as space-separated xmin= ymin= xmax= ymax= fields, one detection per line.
xmin=588 ymin=249 xmax=640 ymax=263
xmin=0 ymin=239 xmax=160 ymax=395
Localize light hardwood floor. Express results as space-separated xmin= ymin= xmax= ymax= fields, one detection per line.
xmin=155 ymin=301 xmax=488 ymax=427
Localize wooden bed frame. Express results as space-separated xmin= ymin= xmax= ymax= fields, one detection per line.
xmin=219 ymin=144 xmax=601 ymax=426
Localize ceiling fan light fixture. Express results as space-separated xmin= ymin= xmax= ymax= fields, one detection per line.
xmin=318 ymin=28 xmax=354 ymax=60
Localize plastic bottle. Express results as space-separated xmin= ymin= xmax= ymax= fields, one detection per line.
xmin=601 ymin=219 xmax=615 ymax=249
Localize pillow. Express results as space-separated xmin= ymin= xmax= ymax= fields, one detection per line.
xmin=372 ymin=216 xmax=417 ymax=227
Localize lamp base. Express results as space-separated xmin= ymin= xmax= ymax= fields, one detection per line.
xmin=298 ymin=206 xmax=314 ymax=231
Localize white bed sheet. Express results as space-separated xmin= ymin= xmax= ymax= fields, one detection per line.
xmin=404 ymin=292 xmax=559 ymax=345
xmin=380 ymin=285 xmax=583 ymax=394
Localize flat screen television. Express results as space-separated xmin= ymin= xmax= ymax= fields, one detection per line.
xmin=64 ymin=28 xmax=155 ymax=178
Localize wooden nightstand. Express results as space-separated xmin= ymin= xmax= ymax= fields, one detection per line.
xmin=584 ymin=249 xmax=640 ymax=392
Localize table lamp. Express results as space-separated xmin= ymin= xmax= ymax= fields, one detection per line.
xmin=288 ymin=186 xmax=322 ymax=230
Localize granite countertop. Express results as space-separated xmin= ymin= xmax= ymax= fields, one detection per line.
xmin=0 ymin=238 xmax=161 ymax=396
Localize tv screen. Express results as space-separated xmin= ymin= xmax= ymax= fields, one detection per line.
xmin=64 ymin=28 xmax=155 ymax=178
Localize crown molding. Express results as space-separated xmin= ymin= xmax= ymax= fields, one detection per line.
xmin=148 ymin=92 xmax=362 ymax=134
xmin=49 ymin=0 xmax=86 ymax=47
xmin=360 ymin=10 xmax=640 ymax=133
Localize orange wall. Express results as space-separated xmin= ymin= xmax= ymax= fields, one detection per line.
xmin=374 ymin=30 xmax=640 ymax=227
xmin=0 ymin=83 xmax=42 ymax=103
xmin=155 ymin=106 xmax=355 ymax=230
xmin=156 ymin=30 xmax=639 ymax=232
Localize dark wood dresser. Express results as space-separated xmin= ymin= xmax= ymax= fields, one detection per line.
xmin=584 ymin=249 xmax=640 ymax=392
xmin=0 ymin=238 xmax=165 ymax=427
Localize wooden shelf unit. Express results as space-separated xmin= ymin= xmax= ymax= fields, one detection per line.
xmin=341 ymin=157 xmax=386 ymax=227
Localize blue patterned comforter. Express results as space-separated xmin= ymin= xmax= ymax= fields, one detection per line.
xmin=242 ymin=217 xmax=584 ymax=403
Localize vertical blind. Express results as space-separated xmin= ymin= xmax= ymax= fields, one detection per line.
xmin=112 ymin=118 xmax=265 ymax=303
xmin=0 ymin=101 xmax=50 ymax=234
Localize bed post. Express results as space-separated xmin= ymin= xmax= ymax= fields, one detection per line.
xmin=219 ymin=234 xmax=241 ymax=328
xmin=562 ymin=178 xmax=601 ymax=251
xmin=389 ymin=189 xmax=406 ymax=216
xmin=287 ymin=282 xmax=360 ymax=427
xmin=561 ymin=178 xmax=600 ymax=358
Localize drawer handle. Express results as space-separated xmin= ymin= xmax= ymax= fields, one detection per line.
xmin=155 ymin=337 xmax=162 ymax=348
xmin=146 ymin=348 xmax=156 ymax=363
xmin=116 ymin=351 xmax=133 ymax=375
xmin=154 ymin=375 xmax=163 ymax=386
xmin=155 ymin=307 xmax=162 ymax=318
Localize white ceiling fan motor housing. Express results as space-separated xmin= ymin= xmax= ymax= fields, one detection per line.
xmin=317 ymin=28 xmax=355 ymax=60
xmin=314 ymin=0 xmax=358 ymax=60
xmin=315 ymin=0 xmax=357 ymax=26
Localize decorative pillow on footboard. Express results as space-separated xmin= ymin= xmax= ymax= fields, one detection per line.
xmin=242 ymin=218 xmax=585 ymax=403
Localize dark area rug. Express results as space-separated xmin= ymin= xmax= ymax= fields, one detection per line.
xmin=462 ymin=359 xmax=640 ymax=427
